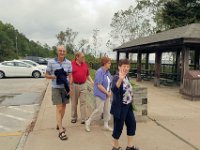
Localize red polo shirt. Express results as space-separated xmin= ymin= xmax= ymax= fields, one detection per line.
xmin=72 ymin=60 xmax=89 ymax=83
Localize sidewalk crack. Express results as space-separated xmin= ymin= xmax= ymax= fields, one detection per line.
xmin=148 ymin=116 xmax=200 ymax=150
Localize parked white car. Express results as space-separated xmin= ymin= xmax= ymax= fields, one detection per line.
xmin=0 ymin=60 xmax=45 ymax=79
xmin=18 ymin=59 xmax=47 ymax=73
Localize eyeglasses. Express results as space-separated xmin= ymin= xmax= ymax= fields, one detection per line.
xmin=58 ymin=50 xmax=66 ymax=53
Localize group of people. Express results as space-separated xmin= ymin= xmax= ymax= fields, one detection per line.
xmin=45 ymin=45 xmax=139 ymax=150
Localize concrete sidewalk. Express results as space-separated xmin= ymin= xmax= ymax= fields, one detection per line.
xmin=23 ymin=80 xmax=200 ymax=150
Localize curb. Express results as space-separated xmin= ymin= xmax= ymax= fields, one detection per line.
xmin=15 ymin=81 xmax=49 ymax=150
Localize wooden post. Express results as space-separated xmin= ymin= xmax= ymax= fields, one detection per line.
xmin=195 ymin=48 xmax=199 ymax=70
xmin=116 ymin=51 xmax=120 ymax=64
xmin=145 ymin=53 xmax=149 ymax=78
xmin=115 ymin=51 xmax=120 ymax=74
xmin=183 ymin=47 xmax=189 ymax=75
xmin=175 ymin=50 xmax=181 ymax=81
xmin=137 ymin=52 xmax=142 ymax=81
xmin=126 ymin=52 xmax=129 ymax=59
xmin=180 ymin=46 xmax=189 ymax=88
xmin=154 ymin=51 xmax=162 ymax=86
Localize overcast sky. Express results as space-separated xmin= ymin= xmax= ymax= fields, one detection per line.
xmin=0 ymin=0 xmax=136 ymax=57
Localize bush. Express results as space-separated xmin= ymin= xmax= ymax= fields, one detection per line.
xmin=89 ymin=68 xmax=96 ymax=80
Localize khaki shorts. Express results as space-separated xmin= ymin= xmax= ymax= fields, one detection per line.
xmin=52 ymin=88 xmax=69 ymax=105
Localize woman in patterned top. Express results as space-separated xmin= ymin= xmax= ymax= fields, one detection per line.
xmin=110 ymin=59 xmax=139 ymax=150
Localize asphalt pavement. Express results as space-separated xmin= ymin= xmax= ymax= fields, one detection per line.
xmin=0 ymin=78 xmax=48 ymax=150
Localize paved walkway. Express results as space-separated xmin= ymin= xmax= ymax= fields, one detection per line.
xmin=23 ymin=80 xmax=200 ymax=150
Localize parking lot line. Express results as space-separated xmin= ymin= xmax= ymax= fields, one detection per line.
xmin=0 ymin=131 xmax=22 ymax=137
xmin=8 ymin=106 xmax=34 ymax=114
xmin=0 ymin=125 xmax=11 ymax=131
xmin=0 ymin=113 xmax=26 ymax=121
xmin=21 ymin=104 xmax=39 ymax=106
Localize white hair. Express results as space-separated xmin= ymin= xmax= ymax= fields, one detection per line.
xmin=57 ymin=45 xmax=66 ymax=51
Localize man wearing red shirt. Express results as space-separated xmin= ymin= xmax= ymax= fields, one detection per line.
xmin=71 ymin=52 xmax=94 ymax=124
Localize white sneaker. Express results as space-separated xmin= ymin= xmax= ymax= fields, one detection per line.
xmin=103 ymin=126 xmax=113 ymax=132
xmin=85 ymin=120 xmax=91 ymax=132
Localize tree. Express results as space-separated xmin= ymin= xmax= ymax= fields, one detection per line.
xmin=0 ymin=20 xmax=52 ymax=61
xmin=49 ymin=46 xmax=57 ymax=57
xmin=77 ymin=39 xmax=89 ymax=50
xmin=110 ymin=9 xmax=131 ymax=44
xmin=65 ymin=28 xmax=78 ymax=47
xmin=0 ymin=31 xmax=15 ymax=61
xmin=132 ymin=0 xmax=200 ymax=30
xmin=56 ymin=31 xmax=66 ymax=45
xmin=85 ymin=44 xmax=91 ymax=54
xmin=109 ymin=1 xmax=158 ymax=47
xmin=56 ymin=28 xmax=78 ymax=54
xmin=92 ymin=29 xmax=101 ymax=56
xmin=155 ymin=0 xmax=200 ymax=30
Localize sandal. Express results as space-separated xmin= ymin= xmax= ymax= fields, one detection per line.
xmin=58 ymin=131 xmax=68 ymax=140
xmin=112 ymin=147 xmax=123 ymax=150
xmin=126 ymin=146 xmax=139 ymax=150
xmin=56 ymin=125 xmax=66 ymax=131
xmin=71 ymin=119 xmax=77 ymax=123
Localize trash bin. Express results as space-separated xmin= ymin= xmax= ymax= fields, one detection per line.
xmin=182 ymin=70 xmax=200 ymax=100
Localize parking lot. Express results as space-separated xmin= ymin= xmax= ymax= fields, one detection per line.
xmin=0 ymin=78 xmax=48 ymax=150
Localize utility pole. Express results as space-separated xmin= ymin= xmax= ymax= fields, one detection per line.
xmin=93 ymin=29 xmax=99 ymax=57
xmin=15 ymin=34 xmax=18 ymax=57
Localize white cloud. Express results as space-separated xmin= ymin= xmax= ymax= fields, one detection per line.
xmin=0 ymin=0 xmax=136 ymax=58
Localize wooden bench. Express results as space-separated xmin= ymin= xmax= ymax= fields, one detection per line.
xmin=160 ymin=78 xmax=174 ymax=86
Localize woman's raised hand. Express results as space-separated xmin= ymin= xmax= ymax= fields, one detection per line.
xmin=119 ymin=68 xmax=126 ymax=80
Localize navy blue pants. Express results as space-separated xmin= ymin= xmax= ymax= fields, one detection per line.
xmin=112 ymin=104 xmax=136 ymax=139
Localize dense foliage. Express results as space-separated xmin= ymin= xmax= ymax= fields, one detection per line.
xmin=0 ymin=21 xmax=100 ymax=64
xmin=0 ymin=21 xmax=52 ymax=61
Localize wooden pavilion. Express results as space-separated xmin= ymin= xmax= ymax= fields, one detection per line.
xmin=113 ymin=23 xmax=200 ymax=89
